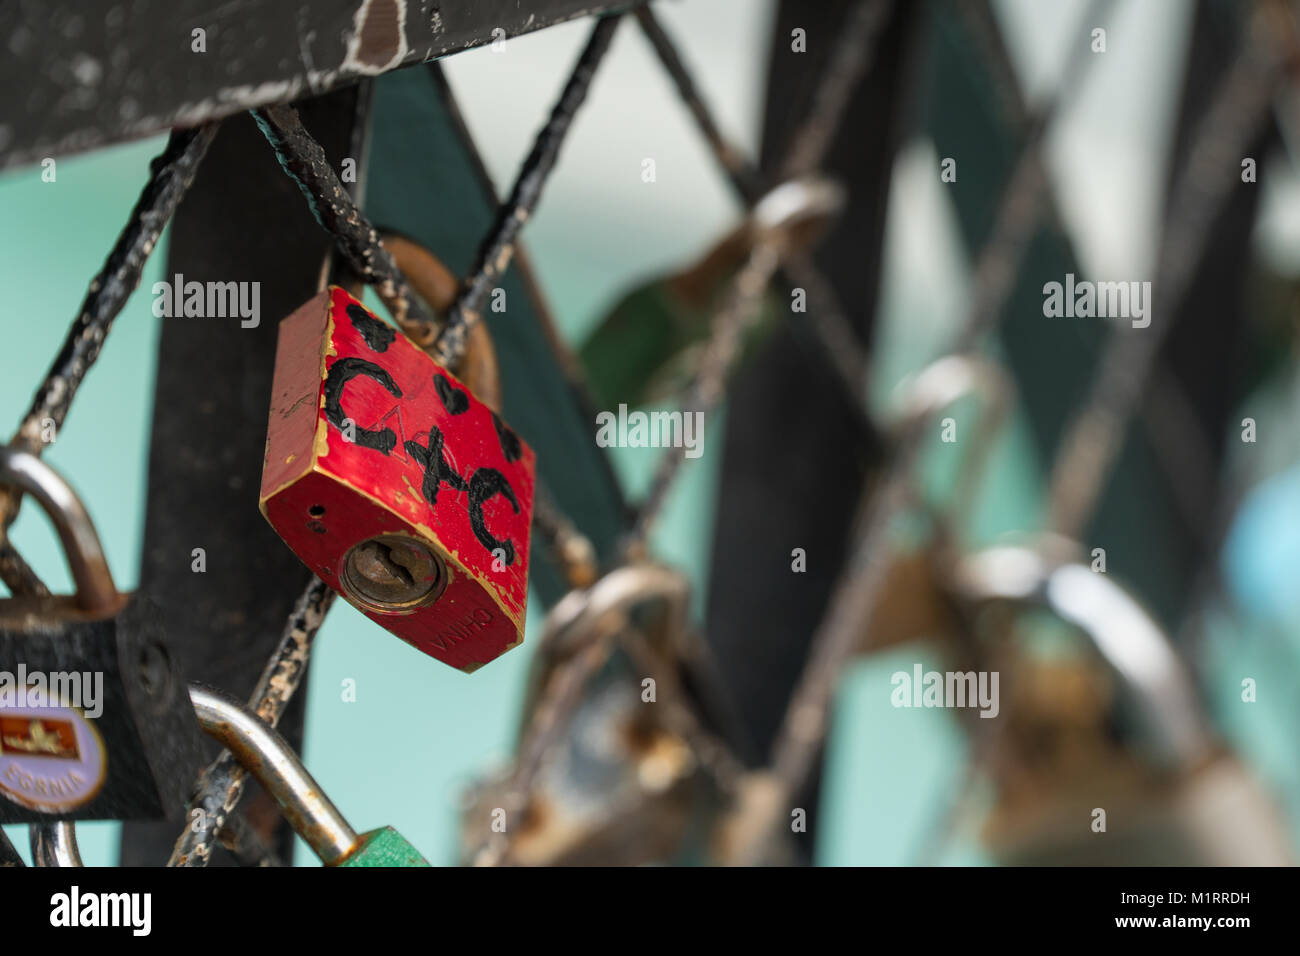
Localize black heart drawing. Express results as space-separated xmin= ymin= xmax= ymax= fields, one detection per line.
xmin=434 ymin=373 xmax=470 ymax=415
xmin=346 ymin=302 xmax=396 ymax=353
xmin=492 ymin=412 xmax=523 ymax=463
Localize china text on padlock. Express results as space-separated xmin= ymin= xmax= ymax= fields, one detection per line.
xmin=260 ymin=287 xmax=535 ymax=672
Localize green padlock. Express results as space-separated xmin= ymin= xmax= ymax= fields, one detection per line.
xmin=188 ymin=684 xmax=428 ymax=867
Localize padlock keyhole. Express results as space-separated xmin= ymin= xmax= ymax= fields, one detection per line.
xmin=136 ymin=642 xmax=173 ymax=700
xmin=340 ymin=534 xmax=445 ymax=613
xmin=357 ymin=540 xmax=416 ymax=590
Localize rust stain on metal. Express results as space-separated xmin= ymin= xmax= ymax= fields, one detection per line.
xmin=345 ymin=0 xmax=408 ymax=73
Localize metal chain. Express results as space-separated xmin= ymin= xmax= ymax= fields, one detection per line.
xmin=635 ymin=2 xmax=872 ymax=422
xmin=432 ymin=14 xmax=623 ymax=368
xmin=0 ymin=125 xmax=218 ymax=589
xmin=251 ymin=104 xmax=437 ymax=344
xmin=170 ymin=578 xmax=334 ymax=866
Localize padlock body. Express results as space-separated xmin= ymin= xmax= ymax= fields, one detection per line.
xmin=339 ymin=825 xmax=430 ymax=867
xmin=260 ymin=288 xmax=535 ymax=672
xmin=0 ymin=593 xmax=204 ymax=822
xmin=463 ymin=568 xmax=711 ymax=866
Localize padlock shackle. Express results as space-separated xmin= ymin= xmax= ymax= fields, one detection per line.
xmin=543 ymin=563 xmax=691 ymax=660
xmin=0 ymin=448 xmax=118 ymax=614
xmin=380 ymin=233 xmax=504 ymax=413
xmin=522 ymin=564 xmax=692 ymax=731
xmin=951 ymin=541 xmax=1216 ymax=770
xmin=188 ymin=684 xmax=360 ymax=866
xmin=891 ymin=355 xmax=1014 ymax=532
xmin=31 ymin=822 xmax=83 ymax=867
xmin=750 ymin=174 xmax=846 ymax=250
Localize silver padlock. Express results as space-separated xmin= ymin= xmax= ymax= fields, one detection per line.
xmin=31 ymin=822 xmax=82 ymax=867
xmin=950 ymin=538 xmax=1293 ymax=866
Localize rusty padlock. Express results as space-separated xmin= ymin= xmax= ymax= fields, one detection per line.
xmin=461 ymin=563 xmax=720 ymax=866
xmin=260 ymin=269 xmax=535 ymax=672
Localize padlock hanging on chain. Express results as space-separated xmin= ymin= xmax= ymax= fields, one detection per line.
xmin=260 ymin=283 xmax=535 ymax=672
xmin=189 ymin=683 xmax=428 ymax=866
xmin=0 ymin=450 xmax=203 ymax=823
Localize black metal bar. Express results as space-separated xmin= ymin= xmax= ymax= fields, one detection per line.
xmin=703 ymin=0 xmax=915 ymax=785
xmin=777 ymin=0 xmax=894 ymax=179
xmin=0 ymin=0 xmax=633 ymax=170
xmin=721 ymin=0 xmax=1113 ymax=865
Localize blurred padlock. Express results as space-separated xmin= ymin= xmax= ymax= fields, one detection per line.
xmin=260 ymin=286 xmax=535 ymax=672
xmin=461 ymin=564 xmax=722 ymax=866
xmin=951 ymin=539 xmax=1294 ymax=865
xmin=853 ymin=355 xmax=1015 ymax=655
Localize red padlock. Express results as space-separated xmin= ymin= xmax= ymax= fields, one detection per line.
xmin=260 ymin=287 xmax=535 ymax=672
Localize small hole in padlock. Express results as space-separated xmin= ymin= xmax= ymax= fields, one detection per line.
xmin=308 ymin=505 xmax=325 ymax=517
xmin=136 ymin=642 xmax=173 ymax=700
